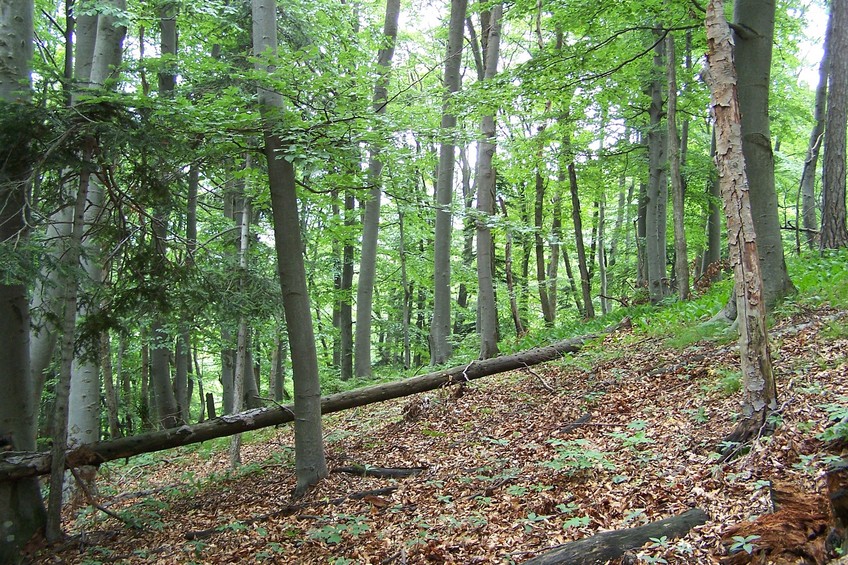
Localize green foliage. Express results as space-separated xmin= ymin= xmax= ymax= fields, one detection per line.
xmin=541 ymin=439 xmax=615 ymax=476
xmin=729 ymin=535 xmax=760 ymax=555
xmin=308 ymin=514 xmax=371 ymax=545
xmin=818 ymin=399 xmax=848 ymax=444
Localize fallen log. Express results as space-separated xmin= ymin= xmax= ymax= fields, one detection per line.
xmin=331 ymin=465 xmax=427 ymax=478
xmin=0 ymin=324 xmax=620 ymax=482
xmin=522 ymin=507 xmax=709 ymax=565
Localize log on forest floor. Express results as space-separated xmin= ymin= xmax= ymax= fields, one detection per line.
xmin=0 ymin=321 xmax=625 ymax=482
xmin=522 ymin=508 xmax=709 ymax=565
xmin=331 ymin=465 xmax=427 ymax=478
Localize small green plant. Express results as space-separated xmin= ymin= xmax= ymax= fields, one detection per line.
xmin=308 ymin=515 xmax=371 ymax=545
xmin=685 ymin=406 xmax=709 ymax=424
xmin=729 ymin=534 xmax=760 ymax=554
xmin=818 ymin=399 xmax=848 ymax=443
xmin=542 ymin=439 xmax=615 ymax=476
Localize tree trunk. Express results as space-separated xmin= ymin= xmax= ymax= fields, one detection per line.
xmin=355 ymin=0 xmax=401 ymax=377
xmin=667 ymin=32 xmax=690 ymax=300
xmin=731 ymin=0 xmax=794 ymax=308
xmin=568 ymin=163 xmax=595 ymax=318
xmin=101 ymin=331 xmax=120 ymax=439
xmin=535 ymin=158 xmax=555 ymax=324
xmin=646 ymin=33 xmax=669 ymax=303
xmin=340 ymin=191 xmax=354 ymax=380
xmin=252 ymin=0 xmax=327 ymax=496
xmin=705 ymin=0 xmax=778 ymax=441
xmin=475 ymin=4 xmax=502 ymax=359
xmin=429 ymin=0 xmax=468 ymax=365
xmin=523 ymin=508 xmax=708 ymax=565
xmin=0 ymin=4 xmax=43 ymax=553
xmin=46 ymin=166 xmax=89 ymax=542
xmin=821 ymin=0 xmax=848 ymax=249
xmin=0 ymin=326 xmax=620 ymax=482
xmin=798 ymin=12 xmax=831 ymax=250
xmin=498 ymin=197 xmax=526 ymax=336
xmin=700 ymin=129 xmax=723 ymax=277
xmin=229 ymin=193 xmax=251 ymax=467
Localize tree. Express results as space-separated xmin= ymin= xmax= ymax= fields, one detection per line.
xmin=667 ymin=32 xmax=690 ymax=300
xmin=821 ymin=0 xmax=848 ymax=249
xmin=730 ymin=0 xmax=794 ymax=309
xmin=429 ymin=0 xmax=468 ymax=365
xmin=0 ymin=0 xmax=45 ymax=558
xmin=798 ymin=9 xmax=831 ymax=250
xmin=354 ymin=0 xmax=401 ymax=378
xmin=475 ymin=3 xmax=503 ymax=359
xmin=252 ymin=0 xmax=327 ymax=496
xmin=705 ymin=0 xmax=777 ymax=442
xmin=645 ymin=33 xmax=669 ymax=304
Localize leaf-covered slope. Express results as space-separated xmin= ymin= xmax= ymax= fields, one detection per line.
xmin=35 ymin=306 xmax=848 ymax=564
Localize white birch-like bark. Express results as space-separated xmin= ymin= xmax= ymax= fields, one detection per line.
xmin=0 ymin=1 xmax=44 ymax=556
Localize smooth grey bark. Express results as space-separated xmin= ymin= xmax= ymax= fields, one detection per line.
xmin=700 ymin=129 xmax=723 ymax=277
xmin=229 ymin=196 xmax=250 ymax=468
xmin=730 ymin=0 xmax=794 ymax=308
xmin=475 ymin=4 xmax=502 ymax=359
xmin=667 ymin=33 xmax=689 ymax=300
xmin=354 ymin=0 xmax=400 ymax=378
xmin=0 ymin=3 xmax=44 ymax=554
xmin=646 ymin=34 xmax=669 ymax=303
xmin=534 ymin=166 xmax=555 ymax=325
xmin=798 ymin=10 xmax=831 ymax=250
xmin=253 ymin=0 xmax=327 ymax=496
xmin=147 ymin=1 xmax=181 ymax=430
xmin=101 ymin=331 xmax=120 ymax=439
xmin=498 ymin=197 xmax=525 ymax=335
xmin=568 ymin=163 xmax=595 ymax=318
xmin=46 ymin=168 xmax=88 ymax=541
xmin=398 ymin=208 xmax=412 ymax=368
xmin=429 ymin=0 xmax=468 ymax=365
xmin=821 ymin=0 xmax=848 ymax=249
xmin=598 ymin=193 xmax=609 ymax=315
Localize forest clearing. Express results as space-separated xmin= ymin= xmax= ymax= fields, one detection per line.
xmin=27 ymin=298 xmax=848 ymax=564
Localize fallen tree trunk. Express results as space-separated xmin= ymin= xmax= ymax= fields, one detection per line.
xmin=522 ymin=508 xmax=709 ymax=565
xmin=1 ymin=325 xmax=619 ymax=482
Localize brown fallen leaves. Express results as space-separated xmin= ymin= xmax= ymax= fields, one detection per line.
xmin=29 ymin=306 xmax=848 ymax=564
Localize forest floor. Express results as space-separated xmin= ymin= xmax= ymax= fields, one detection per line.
xmin=32 ymin=305 xmax=848 ymax=564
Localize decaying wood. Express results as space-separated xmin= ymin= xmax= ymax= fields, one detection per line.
xmin=1 ymin=325 xmax=623 ymax=482
xmin=704 ymin=0 xmax=777 ymax=445
xmin=522 ymin=508 xmax=709 ymax=564
xmin=721 ymin=481 xmax=832 ymax=564
xmin=331 ymin=465 xmax=427 ymax=478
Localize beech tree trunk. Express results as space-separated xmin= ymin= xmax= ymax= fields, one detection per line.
xmin=821 ymin=0 xmax=848 ymax=249
xmin=798 ymin=11 xmax=831 ymax=250
xmin=667 ymin=33 xmax=690 ymax=300
xmin=0 ymin=0 xmax=44 ymax=544
xmin=253 ymin=0 xmax=327 ymax=496
xmin=355 ymin=0 xmax=401 ymax=377
xmin=429 ymin=0 xmax=468 ymax=365
xmin=646 ymin=33 xmax=669 ymax=303
xmin=705 ymin=0 xmax=778 ymax=440
xmin=568 ymin=163 xmax=595 ymax=318
xmin=0 ymin=327 xmax=614 ymax=482
xmin=731 ymin=0 xmax=794 ymax=307
xmin=475 ymin=4 xmax=502 ymax=359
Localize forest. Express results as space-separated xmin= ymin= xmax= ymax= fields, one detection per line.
xmin=1 ymin=0 xmax=847 ymax=562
